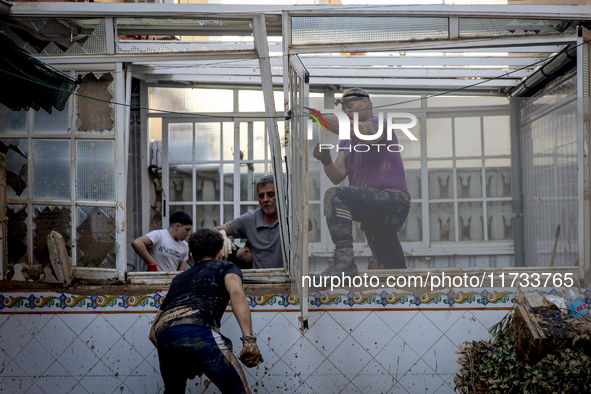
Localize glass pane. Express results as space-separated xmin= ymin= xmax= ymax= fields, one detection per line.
xmin=195 ymin=123 xmax=221 ymax=161
xmin=0 ymin=105 xmax=27 ymax=133
xmin=149 ymin=118 xmax=162 ymax=142
xmin=76 ymin=72 xmax=114 ymax=133
xmin=238 ymin=90 xmax=285 ymax=113
xmin=399 ymin=118 xmax=421 ymax=158
xmin=309 ymin=162 xmax=321 ymax=201
xmin=222 ymin=164 xmax=234 ymax=202
xmin=240 ymin=122 xmax=266 ymax=161
xmin=195 ymin=204 xmax=220 ymax=228
xmin=455 ymin=117 xmax=481 ymax=157
xmin=458 ymin=202 xmax=483 ymax=241
xmin=169 ymin=123 xmax=192 ymax=162
xmin=33 ymin=139 xmax=71 ymax=200
xmin=196 ymin=164 xmax=220 ymax=202
xmin=1 ymin=139 xmax=28 ymax=198
xmin=224 ymin=205 xmax=234 ymax=223
xmin=169 ymin=205 xmax=193 ymax=223
xmin=399 ymin=203 xmax=422 ymax=242
xmin=456 ymin=160 xmax=482 ymax=199
xmin=487 ymin=201 xmax=513 ymax=240
xmin=149 ymin=88 xmax=233 ymax=113
xmin=427 ymin=96 xmax=509 ymax=108
xmin=222 ymin=122 xmax=234 ymax=161
xmin=428 ymin=162 xmax=453 ymax=199
xmin=484 ymin=116 xmax=510 ymax=156
xmin=76 ymin=206 xmax=116 ymax=268
xmin=308 ymin=204 xmax=321 ymax=243
xmin=429 ymin=202 xmax=454 ymax=242
xmin=7 ymin=205 xmax=28 ymax=265
xmin=34 ymin=105 xmax=70 ymax=133
xmin=405 ymin=161 xmax=421 ymax=199
xmin=170 ymin=164 xmax=193 ymax=202
xmin=485 ymin=161 xmax=511 ymax=198
xmin=33 ymin=205 xmax=71 ymax=266
xmin=240 ymin=204 xmax=259 ymax=215
xmin=240 ymin=163 xmax=266 ymax=201
xmin=426 ymin=118 xmax=452 ymax=158
xmin=76 ymin=140 xmax=115 ymax=201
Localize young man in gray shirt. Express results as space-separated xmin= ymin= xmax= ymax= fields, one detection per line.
xmin=215 ymin=174 xmax=283 ymax=269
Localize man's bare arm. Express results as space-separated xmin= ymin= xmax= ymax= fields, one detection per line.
xmin=213 ymin=224 xmax=230 ymax=233
xmin=312 ymin=112 xmax=386 ymax=143
xmin=149 ymin=309 xmax=163 ymax=348
xmin=131 ymin=235 xmax=155 ymax=265
xmin=324 ymin=151 xmax=347 ymax=185
xmin=224 ymin=273 xmax=253 ymax=336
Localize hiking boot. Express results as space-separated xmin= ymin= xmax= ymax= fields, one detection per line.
xmin=314 ymin=248 xmax=358 ymax=279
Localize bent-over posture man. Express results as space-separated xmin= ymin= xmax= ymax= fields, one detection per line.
xmin=149 ymin=228 xmax=263 ymax=394
xmin=132 ymin=211 xmax=192 ymax=272
xmin=215 ymin=174 xmax=282 ymax=269
xmin=311 ymin=88 xmax=410 ymax=276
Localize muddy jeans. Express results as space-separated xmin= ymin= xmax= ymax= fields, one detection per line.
xmin=157 ymin=325 xmax=250 ymax=394
xmin=324 ymin=186 xmax=411 ymax=269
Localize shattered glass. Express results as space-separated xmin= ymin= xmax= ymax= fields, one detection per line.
xmin=33 ymin=205 xmax=71 ymax=266
xmin=76 ymin=206 xmax=116 ymax=268
xmin=7 ymin=205 xmax=28 ymax=265
xmin=76 ymin=72 xmax=115 ymax=133
xmin=0 ymin=139 xmax=28 ymax=198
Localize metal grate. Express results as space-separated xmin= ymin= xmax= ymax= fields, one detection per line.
xmin=291 ymin=16 xmax=448 ymax=45
xmin=459 ymin=18 xmax=576 ymax=39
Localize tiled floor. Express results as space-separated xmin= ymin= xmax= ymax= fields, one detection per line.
xmin=0 ymin=307 xmax=503 ymax=394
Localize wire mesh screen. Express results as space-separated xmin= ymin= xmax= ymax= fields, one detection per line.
xmin=76 ymin=139 xmax=116 ymax=201
xmin=291 ymin=16 xmax=448 ymax=45
xmin=459 ymin=18 xmax=576 ymax=38
xmin=32 ymin=139 xmax=71 ymax=200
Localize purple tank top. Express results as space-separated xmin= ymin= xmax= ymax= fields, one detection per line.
xmin=338 ymin=116 xmax=408 ymax=193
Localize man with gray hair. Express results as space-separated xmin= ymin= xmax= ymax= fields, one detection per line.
xmin=215 ymin=174 xmax=282 ymax=269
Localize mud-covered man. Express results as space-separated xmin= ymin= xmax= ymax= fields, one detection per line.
xmin=149 ymin=228 xmax=263 ymax=394
xmin=311 ymin=88 xmax=410 ymax=276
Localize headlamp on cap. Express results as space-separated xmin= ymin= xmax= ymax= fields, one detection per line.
xmin=333 ymin=92 xmax=369 ymax=106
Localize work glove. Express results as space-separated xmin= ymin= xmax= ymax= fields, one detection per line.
xmin=219 ymin=230 xmax=236 ymax=258
xmin=313 ymin=143 xmax=332 ymax=166
xmin=147 ymin=262 xmax=158 ymax=272
xmin=239 ymin=335 xmax=263 ymax=368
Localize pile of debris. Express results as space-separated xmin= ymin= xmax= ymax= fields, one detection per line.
xmin=454 ymin=290 xmax=591 ymax=394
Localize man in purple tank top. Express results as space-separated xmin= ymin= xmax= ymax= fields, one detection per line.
xmin=311 ymin=88 xmax=411 ymax=277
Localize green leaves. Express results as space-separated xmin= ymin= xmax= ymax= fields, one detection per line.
xmin=455 ymin=335 xmax=591 ymax=394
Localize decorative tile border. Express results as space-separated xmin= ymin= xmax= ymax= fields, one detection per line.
xmin=1 ymin=288 xmax=588 ymax=313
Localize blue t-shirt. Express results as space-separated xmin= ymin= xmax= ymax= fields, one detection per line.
xmin=154 ymin=259 xmax=242 ymax=337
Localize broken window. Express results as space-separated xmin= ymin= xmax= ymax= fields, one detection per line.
xmin=33 ymin=205 xmax=71 ymax=266
xmin=76 ymin=206 xmax=116 ymax=269
xmin=1 ymin=139 xmax=28 ymax=198
xmin=0 ymin=68 xmax=120 ymax=279
xmin=7 ymin=205 xmax=27 ymax=265
xmin=76 ymin=72 xmax=114 ymax=133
